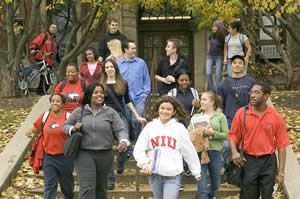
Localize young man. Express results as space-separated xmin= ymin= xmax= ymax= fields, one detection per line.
xmin=228 ymin=82 xmax=290 ymax=199
xmin=30 ymin=24 xmax=58 ymax=95
xmin=155 ymin=39 xmax=190 ymax=95
xmin=216 ymin=55 xmax=255 ymax=177
xmin=98 ymin=18 xmax=127 ymax=62
xmin=106 ymin=40 xmax=150 ymax=189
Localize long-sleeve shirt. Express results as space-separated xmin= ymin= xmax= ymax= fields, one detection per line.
xmin=188 ymin=111 xmax=229 ymax=151
xmin=117 ymin=56 xmax=151 ymax=105
xmin=63 ymin=105 xmax=128 ymax=150
xmin=133 ymin=118 xmax=201 ymax=179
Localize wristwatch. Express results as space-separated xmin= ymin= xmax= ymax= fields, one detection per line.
xmin=278 ymin=172 xmax=285 ymax=177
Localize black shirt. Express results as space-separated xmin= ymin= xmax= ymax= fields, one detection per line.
xmin=104 ymin=83 xmax=131 ymax=113
xmin=156 ymin=56 xmax=190 ymax=95
xmin=98 ymin=31 xmax=127 ymax=60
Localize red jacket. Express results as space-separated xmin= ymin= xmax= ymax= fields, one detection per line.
xmin=29 ymin=32 xmax=57 ymax=66
xmin=29 ymin=135 xmax=44 ymax=174
xmin=79 ymin=61 xmax=103 ymax=85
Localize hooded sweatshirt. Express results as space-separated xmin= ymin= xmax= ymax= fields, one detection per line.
xmin=133 ymin=118 xmax=201 ymax=179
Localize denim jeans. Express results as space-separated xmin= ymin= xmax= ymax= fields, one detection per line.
xmin=148 ymin=174 xmax=181 ymax=199
xmin=227 ymin=59 xmax=232 ymax=77
xmin=221 ymin=140 xmax=232 ymax=171
xmin=107 ymin=114 xmax=129 ymax=186
xmin=197 ymin=151 xmax=222 ymax=199
xmin=206 ymin=55 xmax=224 ymax=92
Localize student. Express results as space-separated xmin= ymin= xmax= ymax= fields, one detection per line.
xmin=188 ymin=91 xmax=228 ymax=199
xmin=206 ymin=20 xmax=225 ymax=92
xmin=224 ymin=21 xmax=252 ymax=76
xmin=25 ymin=93 xmax=74 ymax=199
xmin=229 ymin=82 xmax=290 ymax=199
xmin=133 ymin=96 xmax=201 ymax=199
xmin=79 ymin=47 xmax=103 ymax=85
xmin=155 ymin=39 xmax=190 ymax=95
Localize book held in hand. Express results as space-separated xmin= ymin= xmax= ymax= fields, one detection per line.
xmin=146 ymin=149 xmax=161 ymax=173
xmin=191 ymin=115 xmax=210 ymax=129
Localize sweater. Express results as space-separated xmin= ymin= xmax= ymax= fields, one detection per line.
xmin=63 ymin=105 xmax=128 ymax=150
xmin=188 ymin=111 xmax=228 ymax=151
xmin=79 ymin=61 xmax=103 ymax=85
xmin=133 ymin=118 xmax=201 ymax=179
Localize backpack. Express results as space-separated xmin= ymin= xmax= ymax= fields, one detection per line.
xmin=60 ymin=79 xmax=86 ymax=92
xmin=226 ymin=34 xmax=246 ymax=56
xmin=42 ymin=111 xmax=71 ymax=129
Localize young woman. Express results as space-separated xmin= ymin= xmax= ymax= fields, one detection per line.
xmin=188 ymin=91 xmax=228 ymax=199
xmin=167 ymin=70 xmax=200 ymax=115
xmin=133 ymin=96 xmax=201 ymax=199
xmin=206 ymin=20 xmax=225 ymax=92
xmin=63 ymin=82 xmax=129 ymax=199
xmin=55 ymin=64 xmax=87 ymax=113
xmin=100 ymin=59 xmax=146 ymax=190
xmin=79 ymin=47 xmax=103 ymax=85
xmin=224 ymin=21 xmax=252 ymax=76
xmin=26 ymin=93 xmax=74 ymax=199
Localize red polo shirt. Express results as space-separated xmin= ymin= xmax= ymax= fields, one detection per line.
xmin=228 ymin=104 xmax=290 ymax=156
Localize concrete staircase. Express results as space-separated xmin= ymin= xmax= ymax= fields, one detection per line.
xmin=26 ymin=149 xmax=240 ymax=199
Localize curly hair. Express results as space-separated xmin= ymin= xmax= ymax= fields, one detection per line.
xmin=145 ymin=96 xmax=189 ymax=127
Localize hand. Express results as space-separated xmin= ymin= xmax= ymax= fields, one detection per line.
xmin=142 ymin=168 xmax=152 ymax=175
xmin=166 ymin=75 xmax=175 ymax=83
xmin=276 ymin=175 xmax=284 ymax=185
xmin=118 ymin=141 xmax=127 ymax=152
xmin=30 ymin=50 xmax=36 ymax=54
xmin=196 ymin=176 xmax=201 ymax=181
xmin=232 ymin=152 xmax=246 ymax=168
xmin=25 ymin=129 xmax=34 ymax=138
xmin=98 ymin=56 xmax=104 ymax=62
xmin=163 ymin=77 xmax=172 ymax=84
xmin=203 ymin=127 xmax=214 ymax=136
xmin=72 ymin=122 xmax=83 ymax=132
xmin=192 ymin=99 xmax=200 ymax=108
xmin=137 ymin=116 xmax=147 ymax=124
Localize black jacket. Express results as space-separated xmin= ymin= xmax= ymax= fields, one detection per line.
xmin=98 ymin=30 xmax=127 ymax=60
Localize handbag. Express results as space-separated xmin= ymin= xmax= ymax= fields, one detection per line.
xmin=106 ymin=86 xmax=135 ymax=141
xmin=63 ymin=107 xmax=84 ymax=160
xmin=226 ymin=105 xmax=248 ymax=187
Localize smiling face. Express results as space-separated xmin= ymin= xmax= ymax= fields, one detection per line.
xmin=231 ymin=58 xmax=245 ymax=75
xmin=50 ymin=94 xmax=64 ymax=112
xmin=85 ymin=50 xmax=96 ymax=62
xmin=177 ymin=74 xmax=191 ymax=91
xmin=104 ymin=61 xmax=116 ymax=78
xmin=158 ymin=102 xmax=175 ymax=124
xmin=109 ymin=22 xmax=119 ymax=34
xmin=200 ymin=93 xmax=214 ymax=111
xmin=66 ymin=65 xmax=78 ymax=82
xmin=91 ymin=86 xmax=104 ymax=106
xmin=165 ymin=41 xmax=177 ymax=56
xmin=49 ymin=24 xmax=57 ymax=35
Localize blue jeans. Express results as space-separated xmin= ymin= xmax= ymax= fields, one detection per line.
xmin=221 ymin=140 xmax=232 ymax=170
xmin=197 ymin=151 xmax=222 ymax=199
xmin=206 ymin=55 xmax=224 ymax=92
xmin=43 ymin=152 xmax=74 ymax=199
xmin=227 ymin=59 xmax=232 ymax=77
xmin=148 ymin=174 xmax=181 ymax=199
xmin=107 ymin=114 xmax=129 ymax=186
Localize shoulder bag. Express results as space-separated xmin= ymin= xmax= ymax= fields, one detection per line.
xmin=63 ymin=107 xmax=84 ymax=160
xmin=224 ymin=78 xmax=241 ymax=107
xmin=226 ymin=105 xmax=248 ymax=187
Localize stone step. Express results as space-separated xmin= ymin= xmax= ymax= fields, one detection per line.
xmin=28 ymin=183 xmax=240 ymax=199
xmin=27 ymin=169 xmax=225 ymax=185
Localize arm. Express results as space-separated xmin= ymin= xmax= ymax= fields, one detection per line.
xmin=54 ymin=81 xmax=63 ymax=93
xmin=29 ymin=33 xmax=45 ymax=51
xmin=111 ymin=110 xmax=129 ymax=151
xmin=98 ymin=39 xmax=105 ymax=62
xmin=133 ymin=125 xmax=151 ymax=170
xmin=63 ymin=107 xmax=83 ymax=136
xmin=25 ymin=127 xmax=39 ymax=138
xmin=244 ymin=39 xmax=252 ymax=63
xmin=127 ymin=102 xmax=147 ymax=123
xmin=143 ymin=62 xmax=151 ymax=97
xmin=276 ymin=147 xmax=286 ymax=185
xmin=155 ymin=75 xmax=171 ymax=84
xmin=223 ymin=41 xmax=228 ymax=72
xmin=211 ymin=114 xmax=229 ymax=140
xmin=229 ymin=139 xmax=245 ymax=167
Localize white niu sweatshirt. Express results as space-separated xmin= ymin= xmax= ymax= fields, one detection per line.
xmin=133 ymin=118 xmax=201 ymax=179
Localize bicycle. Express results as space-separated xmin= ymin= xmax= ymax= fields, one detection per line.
xmin=18 ymin=51 xmax=59 ymax=96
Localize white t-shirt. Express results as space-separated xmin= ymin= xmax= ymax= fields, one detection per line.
xmin=225 ymin=33 xmax=248 ymax=58
xmin=87 ymin=62 xmax=97 ymax=76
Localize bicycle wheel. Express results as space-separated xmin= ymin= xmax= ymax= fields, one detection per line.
xmin=42 ymin=69 xmax=59 ymax=95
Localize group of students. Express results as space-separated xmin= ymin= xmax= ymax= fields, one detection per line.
xmin=24 ymin=17 xmax=290 ymax=199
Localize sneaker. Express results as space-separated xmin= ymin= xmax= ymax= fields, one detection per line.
xmin=107 ymin=184 xmax=115 ymax=190
xmin=184 ymin=168 xmax=191 ymax=176
xmin=179 ymin=186 xmax=184 ymax=191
